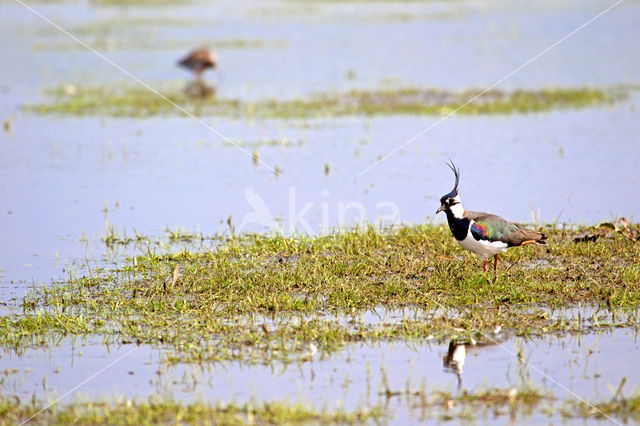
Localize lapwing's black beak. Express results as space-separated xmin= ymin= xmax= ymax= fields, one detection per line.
xmin=436 ymin=205 xmax=445 ymax=214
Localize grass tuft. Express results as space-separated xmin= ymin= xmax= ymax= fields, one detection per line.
xmin=0 ymin=396 xmax=385 ymax=425
xmin=27 ymin=85 xmax=627 ymax=118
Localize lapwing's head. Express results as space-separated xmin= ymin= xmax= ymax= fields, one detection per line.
xmin=436 ymin=160 xmax=462 ymax=215
xmin=206 ymin=50 xmax=219 ymax=69
xmin=193 ymin=48 xmax=218 ymax=69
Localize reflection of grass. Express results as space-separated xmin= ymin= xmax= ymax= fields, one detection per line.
xmin=568 ymin=392 xmax=640 ymax=423
xmin=28 ymin=85 xmax=624 ymax=118
xmin=2 ymin=224 xmax=638 ymax=364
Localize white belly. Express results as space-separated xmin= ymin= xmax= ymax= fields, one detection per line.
xmin=458 ymin=226 xmax=508 ymax=260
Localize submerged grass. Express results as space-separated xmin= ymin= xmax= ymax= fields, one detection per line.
xmin=567 ymin=394 xmax=640 ymax=423
xmin=1 ymin=223 xmax=639 ymax=364
xmin=2 ymin=387 xmax=639 ymax=424
xmin=27 ymin=85 xmax=625 ymax=118
xmin=0 ymin=397 xmax=385 ymax=425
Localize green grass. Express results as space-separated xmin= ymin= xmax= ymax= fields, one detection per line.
xmin=1 ymin=223 xmax=638 ymax=364
xmin=27 ymin=85 xmax=625 ymax=118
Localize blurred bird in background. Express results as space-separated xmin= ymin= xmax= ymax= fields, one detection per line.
xmin=177 ymin=47 xmax=218 ymax=98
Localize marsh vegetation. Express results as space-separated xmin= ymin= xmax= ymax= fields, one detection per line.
xmin=28 ymin=85 xmax=624 ymax=118
xmin=4 ymin=223 xmax=639 ymax=364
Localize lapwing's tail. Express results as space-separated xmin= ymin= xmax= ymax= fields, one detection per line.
xmin=520 ymin=230 xmax=547 ymax=246
xmin=536 ymin=232 xmax=548 ymax=245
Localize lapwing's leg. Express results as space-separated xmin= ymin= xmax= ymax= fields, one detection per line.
xmin=482 ymin=260 xmax=488 ymax=272
xmin=195 ymin=69 xmax=204 ymax=83
xmin=493 ymin=254 xmax=498 ymax=280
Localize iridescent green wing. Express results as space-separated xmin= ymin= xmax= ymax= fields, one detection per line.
xmin=468 ymin=213 xmax=521 ymax=246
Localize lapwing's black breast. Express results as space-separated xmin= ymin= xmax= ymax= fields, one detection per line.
xmin=444 ymin=211 xmax=470 ymax=241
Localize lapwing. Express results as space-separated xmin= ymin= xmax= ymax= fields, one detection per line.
xmin=436 ymin=160 xmax=547 ymax=279
xmin=177 ymin=48 xmax=218 ymax=80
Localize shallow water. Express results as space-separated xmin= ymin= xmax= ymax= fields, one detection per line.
xmin=0 ymin=0 xmax=639 ymax=422
xmin=2 ymin=328 xmax=638 ymax=423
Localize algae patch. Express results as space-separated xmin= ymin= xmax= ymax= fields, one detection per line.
xmin=27 ymin=85 xmax=624 ymax=119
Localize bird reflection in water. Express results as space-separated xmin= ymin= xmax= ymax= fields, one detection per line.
xmin=177 ymin=48 xmax=218 ymax=100
xmin=443 ymin=339 xmax=499 ymax=390
xmin=184 ymin=81 xmax=216 ymax=100
xmin=443 ymin=340 xmax=467 ymax=390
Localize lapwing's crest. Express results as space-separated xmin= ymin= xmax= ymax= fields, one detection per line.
xmin=436 ymin=160 xmax=547 ymax=279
